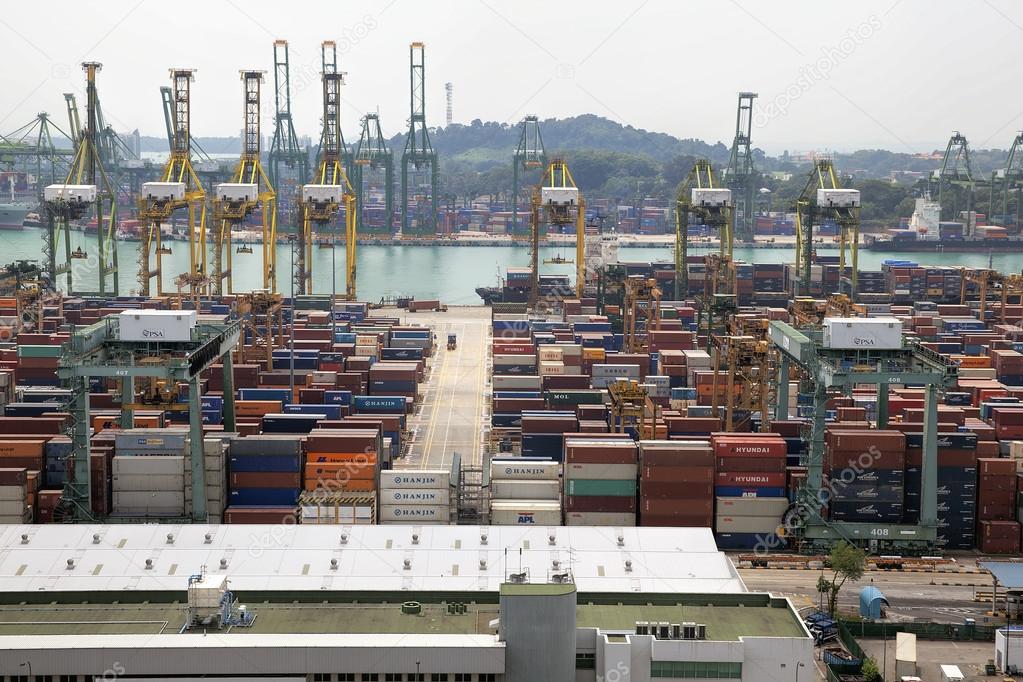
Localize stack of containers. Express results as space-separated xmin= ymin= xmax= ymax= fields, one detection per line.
xmin=825 ymin=429 xmax=905 ymax=524
xmin=228 ymin=436 xmax=301 ymax=510
xmin=538 ymin=345 xmax=565 ymax=377
xmin=712 ymin=434 xmax=789 ymax=549
xmin=489 ymin=457 xmax=562 ymax=525
xmin=301 ymin=429 xmax=380 ymax=524
xmin=203 ymin=438 xmax=227 ymax=523
xmin=378 ymin=469 xmax=451 ymax=524
xmin=977 ymin=458 xmax=1019 ymax=553
xmin=0 ymin=468 xmax=30 ymax=522
xmin=112 ymin=428 xmax=189 ymax=517
xmin=521 ymin=412 xmax=578 ymax=459
xmin=639 ymin=440 xmax=713 ymax=528
xmin=563 ymin=438 xmax=638 ymax=526
xmin=991 ymin=349 xmax=1023 ymax=386
xmin=904 ymin=431 xmax=977 ymax=549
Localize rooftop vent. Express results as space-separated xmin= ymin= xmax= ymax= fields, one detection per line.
xmin=166 ymin=533 xmax=175 ymax=545
xmin=92 ymin=534 xmax=101 ymax=544
xmin=145 ymin=559 xmax=154 ymax=570
xmin=551 ymin=572 xmax=572 ymax=584
xmin=479 ymin=559 xmax=488 ymax=570
xmin=617 ymin=535 xmax=625 ymax=547
xmin=412 ymin=533 xmax=419 ymax=545
xmin=552 ymin=559 xmax=561 ymax=570
xmin=480 ymin=533 xmax=488 ymax=545
xmin=403 ymin=559 xmax=412 ymax=570
xmin=508 ymin=572 xmax=527 ymax=584
xmin=548 ymin=534 xmax=556 ymax=545
xmin=340 ymin=533 xmax=349 ymax=545
xmin=20 ymin=534 xmax=29 ymax=545
xmin=65 ymin=558 xmax=75 ymax=570
xmin=625 ymin=560 xmax=633 ymax=572
xmin=330 ymin=558 xmax=338 ymax=570
xmin=204 ymin=533 xmax=212 ymax=544
xmin=219 ymin=558 xmax=228 ymax=569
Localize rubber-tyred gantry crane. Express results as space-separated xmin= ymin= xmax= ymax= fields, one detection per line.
xmin=138 ymin=69 xmax=207 ymax=299
xmin=793 ymin=160 xmax=861 ymax=297
xmin=212 ymin=71 xmax=277 ymax=294
xmin=529 ymin=158 xmax=586 ymax=307
xmin=674 ymin=159 xmax=733 ymax=299
xmin=299 ymin=40 xmax=358 ymax=300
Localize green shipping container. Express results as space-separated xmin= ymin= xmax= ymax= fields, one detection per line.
xmin=566 ymin=479 xmax=637 ymax=497
xmin=17 ymin=345 xmax=63 ymax=358
xmin=545 ymin=390 xmax=606 ymax=406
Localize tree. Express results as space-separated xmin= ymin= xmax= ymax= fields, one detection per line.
xmin=861 ymin=656 xmax=882 ymax=682
xmin=820 ymin=541 xmax=866 ymax=615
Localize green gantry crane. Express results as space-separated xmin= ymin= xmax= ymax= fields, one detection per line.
xmin=400 ymin=42 xmax=438 ymax=238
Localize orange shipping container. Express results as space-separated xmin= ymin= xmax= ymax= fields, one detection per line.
xmin=304 ymin=462 xmax=376 ymax=481
xmin=304 ymin=477 xmax=376 ymax=492
xmin=953 ymin=355 xmax=992 ymax=369
xmin=0 ymin=440 xmax=46 ymax=458
xmin=235 ymin=400 xmax=284 ymax=417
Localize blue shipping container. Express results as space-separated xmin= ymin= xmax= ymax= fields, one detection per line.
xmin=229 ymin=455 xmax=301 ymax=472
xmin=229 ymin=488 xmax=299 ymax=505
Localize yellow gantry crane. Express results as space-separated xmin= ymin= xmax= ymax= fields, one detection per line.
xmin=960 ymin=268 xmax=1023 ymax=324
xmin=138 ymin=69 xmax=206 ymax=299
xmin=529 ymin=158 xmax=586 ymax=307
xmin=710 ymin=332 xmax=770 ymax=433
xmin=299 ymin=41 xmax=358 ymax=300
xmin=623 ymin=275 xmax=661 ymax=353
xmin=212 ymin=70 xmax=277 ymax=295
xmin=793 ymin=160 xmax=861 ymax=297
xmin=674 ymin=159 xmax=733 ymax=298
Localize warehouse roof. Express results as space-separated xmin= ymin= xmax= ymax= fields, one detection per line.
xmin=980 ymin=561 xmax=1023 ymax=589
xmin=0 ymin=525 xmax=745 ymax=594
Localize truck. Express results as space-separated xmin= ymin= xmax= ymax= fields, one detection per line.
xmin=447 ymin=333 xmax=457 ymax=351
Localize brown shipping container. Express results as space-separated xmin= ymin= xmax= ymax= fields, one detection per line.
xmin=564 ymin=495 xmax=636 ymax=513
xmin=978 ymin=458 xmax=1017 ymax=476
xmin=716 ymin=471 xmax=787 ymax=487
xmin=0 ymin=468 xmax=27 ymax=485
xmin=230 ymin=472 xmax=302 ymax=488
xmin=826 ymin=429 xmax=906 ymax=452
xmin=712 ymin=437 xmax=787 ymax=458
xmin=640 ymin=513 xmax=712 ymax=527
xmin=565 ymin=442 xmax=637 ymax=465
xmin=716 ymin=457 xmax=787 ymax=473
xmin=0 ymin=440 xmax=47 ymax=458
xmin=642 ymin=465 xmax=714 ymax=483
xmin=641 ymin=497 xmax=713 ymax=516
xmin=223 ymin=506 xmax=300 ymax=524
xmin=640 ymin=445 xmax=714 ymax=467
xmin=640 ymin=481 xmax=713 ymax=499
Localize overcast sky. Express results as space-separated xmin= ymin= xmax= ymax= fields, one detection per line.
xmin=2 ymin=0 xmax=1021 ymax=155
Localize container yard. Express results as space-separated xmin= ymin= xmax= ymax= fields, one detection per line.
xmin=6 ymin=3 xmax=1023 ymax=680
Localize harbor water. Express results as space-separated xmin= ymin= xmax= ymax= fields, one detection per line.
xmin=6 ymin=227 xmax=1023 ymax=303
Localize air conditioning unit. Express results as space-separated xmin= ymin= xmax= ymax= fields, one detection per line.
xmin=216 ymin=183 xmax=258 ymax=203
xmin=691 ymin=188 xmax=732 ymax=208
xmin=44 ymin=184 xmax=97 ymax=204
xmin=816 ymin=188 xmax=860 ymax=208
xmin=302 ymin=184 xmax=344 ymax=204
xmin=541 ymin=186 xmax=578 ymax=207
xmin=142 ymin=182 xmax=186 ymax=202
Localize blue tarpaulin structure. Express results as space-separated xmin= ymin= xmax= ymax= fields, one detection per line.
xmin=981 ymin=562 xmax=1023 ymax=589
xmin=859 ymin=585 xmax=889 ymax=619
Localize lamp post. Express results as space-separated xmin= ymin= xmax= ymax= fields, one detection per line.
xmin=415 ymin=660 xmax=421 ymax=681
xmin=794 ymin=661 xmax=805 ymax=682
xmin=331 ymin=234 xmax=337 ymax=344
xmin=20 ymin=661 xmax=32 ymax=680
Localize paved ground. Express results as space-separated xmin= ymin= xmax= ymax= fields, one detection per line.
xmin=740 ymin=568 xmax=997 ymax=623
xmin=391 ymin=306 xmax=490 ymax=471
xmin=858 ymin=637 xmax=997 ymax=681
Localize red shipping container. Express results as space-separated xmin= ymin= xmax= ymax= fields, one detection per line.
xmin=641 ymin=497 xmax=713 ymax=516
xmin=712 ymin=437 xmax=787 ymax=459
xmin=642 ymin=466 xmax=714 ymax=483
xmin=641 ymin=481 xmax=713 ymax=499
xmin=716 ymin=457 xmax=787 ymax=473
xmin=565 ymin=442 xmax=637 ymax=464
xmin=826 ymin=429 xmax=906 ymax=452
xmin=223 ymin=506 xmax=300 ymax=524
xmin=716 ymin=471 xmax=787 ymax=487
xmin=564 ymin=495 xmax=636 ymax=513
xmin=640 ymin=447 xmax=714 ymax=468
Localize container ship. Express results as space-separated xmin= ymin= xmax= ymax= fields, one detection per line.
xmin=864 ymin=198 xmax=1023 ymax=252
xmin=0 ymin=203 xmax=30 ymax=230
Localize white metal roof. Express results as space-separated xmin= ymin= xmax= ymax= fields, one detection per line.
xmin=0 ymin=525 xmax=745 ymax=594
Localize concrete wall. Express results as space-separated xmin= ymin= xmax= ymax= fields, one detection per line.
xmin=500 ymin=584 xmax=576 ymax=682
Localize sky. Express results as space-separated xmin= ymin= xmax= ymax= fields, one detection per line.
xmin=1 ymin=0 xmax=1022 ymax=155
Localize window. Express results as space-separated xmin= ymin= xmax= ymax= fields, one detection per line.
xmin=339 ymin=676 xmax=357 ymax=682
xmin=385 ymin=675 xmax=402 ymax=682
xmin=651 ymin=661 xmax=743 ymax=679
xmin=478 ymin=676 xmax=496 ymax=682
xmin=362 ymin=676 xmax=380 ymax=682
xmin=408 ymin=676 xmax=424 ymax=682
xmin=576 ymin=653 xmax=596 ymax=670
xmin=454 ymin=675 xmax=472 ymax=682
xmin=61 ymin=677 xmax=77 ymax=682
xmin=314 ymin=675 xmax=332 ymax=682
xmin=431 ymin=675 xmax=449 ymax=682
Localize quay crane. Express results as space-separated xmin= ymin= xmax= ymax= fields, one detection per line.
xmin=673 ymin=159 xmax=733 ymax=299
xmin=138 ymin=69 xmax=207 ymax=300
xmin=512 ymin=115 xmax=547 ymax=237
xmin=528 ymin=158 xmax=586 ymax=308
xmin=212 ymin=70 xmax=277 ymax=294
xmin=793 ymin=160 xmax=861 ymax=297
xmin=299 ymin=41 xmax=358 ymax=300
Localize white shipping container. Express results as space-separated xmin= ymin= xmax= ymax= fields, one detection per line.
xmin=558 ymin=344 xmax=583 ymax=357
xmin=379 ymin=470 xmax=450 ymax=490
xmin=538 ymin=347 xmax=564 ymax=361
xmin=564 ymin=511 xmax=636 ymax=526
xmin=539 ymin=361 xmax=565 ymax=376
xmin=0 ymin=500 xmax=26 ymax=515
xmin=491 ymin=479 xmax=560 ymax=500
xmin=113 ymin=490 xmax=185 ymax=510
xmin=565 ymin=463 xmax=638 ymax=480
xmin=682 ymin=350 xmax=712 ymax=367
xmin=378 ymin=504 xmax=451 ymax=522
xmin=592 ymin=364 xmax=641 ymax=378
xmin=490 ymin=460 xmax=560 ymax=480
xmin=714 ymin=497 xmax=790 ymax=516
xmin=714 ymin=515 xmax=783 ymax=534
xmin=492 ymin=375 xmax=543 ymax=391
xmin=118 ymin=310 xmax=198 ymax=342
xmin=490 ymin=500 xmax=563 ymax=526
xmin=112 ymin=473 xmax=186 ymax=491
xmin=0 ymin=486 xmax=25 ymax=502
xmin=382 ymin=488 xmax=450 ymax=505
xmin=112 ymin=456 xmax=185 ymax=476
xmin=822 ymin=317 xmax=903 ymax=350
xmin=494 ymin=354 xmax=537 ymax=366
